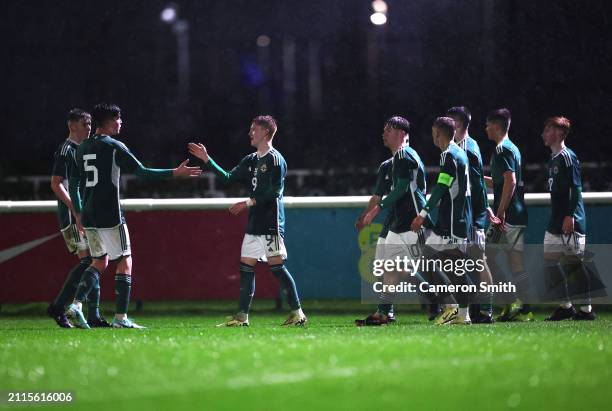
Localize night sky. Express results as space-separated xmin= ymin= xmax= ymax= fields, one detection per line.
xmin=2 ymin=0 xmax=611 ymax=192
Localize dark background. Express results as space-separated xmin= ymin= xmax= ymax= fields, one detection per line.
xmin=2 ymin=0 xmax=611 ymax=197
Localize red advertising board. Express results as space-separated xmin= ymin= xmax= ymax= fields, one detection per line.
xmin=0 ymin=211 xmax=279 ymax=302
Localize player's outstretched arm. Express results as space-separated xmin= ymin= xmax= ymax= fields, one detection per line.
xmin=172 ymin=159 xmax=202 ymax=177
xmin=188 ymin=142 xmax=248 ymax=183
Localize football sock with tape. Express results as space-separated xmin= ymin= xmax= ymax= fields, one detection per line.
xmin=239 ymin=263 xmax=256 ymax=314
xmin=74 ymin=266 xmax=100 ymax=303
xmin=86 ymin=275 xmax=101 ymax=321
xmin=115 ymin=273 xmax=131 ymax=315
xmin=270 ymin=264 xmax=301 ymax=310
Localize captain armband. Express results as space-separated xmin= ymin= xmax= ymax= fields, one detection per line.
xmin=437 ymin=172 xmax=454 ymax=187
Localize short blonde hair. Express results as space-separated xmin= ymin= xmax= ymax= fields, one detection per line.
xmin=252 ymin=115 xmax=277 ymax=138
xmin=545 ymin=116 xmax=571 ymax=137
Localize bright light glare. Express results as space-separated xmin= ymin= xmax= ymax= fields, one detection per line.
xmin=372 ymin=0 xmax=388 ymax=13
xmin=256 ymin=35 xmax=271 ymax=47
xmin=161 ymin=7 xmax=177 ymax=23
xmin=370 ymin=12 xmax=387 ymax=25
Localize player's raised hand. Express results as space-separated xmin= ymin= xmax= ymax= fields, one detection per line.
xmin=188 ymin=142 xmax=209 ymax=162
xmin=173 ymin=159 xmax=202 ymax=177
xmin=229 ymin=201 xmax=248 ymax=215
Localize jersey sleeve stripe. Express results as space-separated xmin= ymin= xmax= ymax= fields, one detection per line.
xmin=60 ymin=142 xmax=69 ymax=156
xmin=561 ymin=150 xmax=570 ymax=166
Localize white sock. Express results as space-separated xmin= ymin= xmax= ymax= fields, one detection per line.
xmin=445 ymin=304 xmax=459 ymax=309
xmin=74 ymin=301 xmax=82 ymax=311
xmin=115 ymin=313 xmax=127 ymax=321
xmin=458 ymin=307 xmax=468 ymax=319
xmin=561 ymin=302 xmax=572 ymax=309
xmin=580 ymin=305 xmax=592 ymax=313
xmin=292 ymin=308 xmax=305 ymax=317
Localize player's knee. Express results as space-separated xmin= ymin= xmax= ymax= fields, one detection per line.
xmin=269 ymin=262 xmax=287 ymax=279
xmin=91 ymin=257 xmax=108 ymax=272
xmin=117 ymin=255 xmax=132 ymax=275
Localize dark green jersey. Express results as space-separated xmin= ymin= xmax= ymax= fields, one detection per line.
xmin=380 ymin=145 xmax=433 ymax=233
xmin=373 ymin=158 xmax=393 ymax=238
xmin=457 ymin=136 xmax=488 ymax=229
xmin=490 ymin=138 xmax=528 ymax=226
xmin=435 ymin=142 xmax=472 ymax=239
xmin=547 ymin=147 xmax=586 ymax=234
xmin=51 ymin=139 xmax=79 ymax=229
xmin=208 ymin=148 xmax=286 ymax=236
xmin=71 ymin=134 xmax=173 ymax=228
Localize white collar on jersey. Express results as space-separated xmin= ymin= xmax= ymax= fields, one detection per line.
xmin=257 ymin=147 xmax=273 ymax=159
xmin=67 ymin=138 xmax=80 ymax=145
xmin=551 ymin=146 xmax=568 ymax=158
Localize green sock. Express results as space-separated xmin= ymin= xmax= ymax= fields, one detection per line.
xmin=239 ymin=263 xmax=255 ymax=314
xmin=53 ymin=257 xmax=91 ymax=308
xmin=115 ymin=273 xmax=131 ymax=315
xmin=75 ymin=266 xmax=100 ymax=303
xmin=269 ymin=264 xmax=301 ymax=310
xmin=86 ymin=282 xmax=101 ymax=321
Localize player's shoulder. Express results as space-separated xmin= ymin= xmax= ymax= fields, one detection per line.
xmin=464 ymin=136 xmax=482 ymax=154
xmin=379 ymin=157 xmax=393 ymax=169
xmin=105 ymin=136 xmax=130 ymax=152
xmin=496 ymin=138 xmax=518 ymax=157
xmin=439 ymin=146 xmax=451 ymax=165
xmin=559 ymin=147 xmax=577 ymax=167
xmin=268 ymin=148 xmax=285 ymax=166
xmin=56 ymin=139 xmax=76 ymax=156
xmin=449 ymin=142 xmax=468 ymax=164
xmin=398 ymin=145 xmax=419 ymax=164
xmin=454 ymin=142 xmax=469 ymax=160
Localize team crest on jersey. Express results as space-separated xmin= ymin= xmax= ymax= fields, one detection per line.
xmin=553 ymin=166 xmax=559 ymax=174
xmin=260 ymin=164 xmax=267 ymax=173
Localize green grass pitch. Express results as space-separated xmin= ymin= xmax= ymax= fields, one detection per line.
xmin=1 ymin=302 xmax=611 ymax=411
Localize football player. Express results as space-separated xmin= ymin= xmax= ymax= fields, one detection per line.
xmin=541 ymin=116 xmax=594 ymax=320
xmin=67 ymin=103 xmax=201 ymax=329
xmin=484 ymin=108 xmax=533 ymax=321
xmin=188 ymin=116 xmax=307 ymax=327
